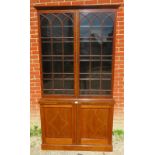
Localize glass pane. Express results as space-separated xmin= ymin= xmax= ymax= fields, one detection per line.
xmin=102 ymin=80 xmax=111 ymax=90
xmin=102 ymin=42 xmax=113 ymax=55
xmin=101 ymin=73 xmax=112 ymax=79
xmin=102 ymin=61 xmax=112 ymax=72
xmin=80 ymin=12 xmax=115 ymax=96
xmin=42 ymin=43 xmax=51 ymax=55
xmin=42 ymin=56 xmax=52 ymax=61
xmin=90 ymin=28 xmax=102 ymax=38
xmin=64 ymin=42 xmax=73 ymax=55
xmin=43 ymin=80 xmax=53 ymax=89
xmin=64 ymin=56 xmax=74 ymax=61
xmin=80 ymin=41 xmax=90 ymax=55
xmin=80 ymin=74 xmax=89 ymax=79
xmin=64 ymin=27 xmax=73 ymax=37
xmin=43 ymin=73 xmax=52 ymax=79
xmin=80 ymin=80 xmax=89 ymax=89
xmin=91 ymin=80 xmax=100 ymax=89
xmin=91 ymin=56 xmax=100 ymax=61
xmin=52 ymin=27 xmax=62 ymax=37
xmin=53 ymin=61 xmax=62 ymax=73
xmin=41 ymin=16 xmax=50 ymax=27
xmin=41 ymin=27 xmax=50 ymax=37
xmin=54 ymin=90 xmax=65 ymax=94
xmin=80 ymin=15 xmax=89 ymax=26
xmin=80 ymin=91 xmax=88 ymax=95
xmin=42 ymin=61 xmax=52 ymax=73
xmin=102 ymin=27 xmax=113 ymax=37
xmin=91 ymin=41 xmax=101 ymax=55
xmin=40 ymin=13 xmax=74 ymax=95
xmin=64 ymin=18 xmax=73 ymax=26
xmin=91 ymin=61 xmax=101 ymax=72
xmin=104 ymin=16 xmax=114 ymax=26
xmin=54 ymin=80 xmax=63 ymax=89
xmin=64 ymin=62 xmax=73 ymax=73
xmin=64 ymin=74 xmax=74 ymax=78
xmin=65 ymin=90 xmax=74 ymax=94
xmin=53 ymin=42 xmax=62 ymax=55
xmin=80 ymin=62 xmax=89 ymax=73
xmin=54 ymin=74 xmax=63 ymax=78
xmin=64 ymin=80 xmax=74 ymax=89
xmin=52 ymin=16 xmax=61 ymax=26
xmin=80 ymin=27 xmax=90 ymax=37
xmin=91 ymin=73 xmax=100 ymax=78
xmin=43 ymin=90 xmax=54 ymax=94
xmin=92 ymin=17 xmax=101 ymax=26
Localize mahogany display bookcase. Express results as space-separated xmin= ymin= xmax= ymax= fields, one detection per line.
xmin=36 ymin=5 xmax=117 ymax=151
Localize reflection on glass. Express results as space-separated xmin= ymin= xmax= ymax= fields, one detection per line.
xmin=91 ymin=41 xmax=101 ymax=55
xmin=80 ymin=42 xmax=90 ymax=55
xmin=80 ymin=12 xmax=114 ymax=95
xmin=102 ymin=42 xmax=113 ymax=55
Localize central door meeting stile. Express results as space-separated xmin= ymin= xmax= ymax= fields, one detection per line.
xmin=39 ymin=8 xmax=116 ymax=151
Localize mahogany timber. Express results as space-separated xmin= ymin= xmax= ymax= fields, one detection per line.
xmin=39 ymin=98 xmax=114 ymax=151
xmin=37 ymin=7 xmax=116 ymax=151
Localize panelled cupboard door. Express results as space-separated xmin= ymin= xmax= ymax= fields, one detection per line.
xmin=77 ymin=103 xmax=114 ymax=146
xmin=40 ymin=103 xmax=75 ymax=145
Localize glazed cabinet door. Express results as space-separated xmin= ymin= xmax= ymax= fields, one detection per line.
xmin=77 ymin=103 xmax=114 ymax=147
xmin=40 ymin=103 xmax=76 ymax=147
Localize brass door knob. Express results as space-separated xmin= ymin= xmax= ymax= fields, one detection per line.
xmin=74 ymin=101 xmax=78 ymax=104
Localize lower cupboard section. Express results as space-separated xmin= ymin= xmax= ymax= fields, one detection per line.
xmin=40 ymin=99 xmax=114 ymax=151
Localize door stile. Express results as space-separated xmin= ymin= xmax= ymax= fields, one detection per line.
xmin=74 ymin=10 xmax=81 ymax=144
xmin=72 ymin=10 xmax=77 ymax=145
xmin=72 ymin=103 xmax=77 ymax=144
xmin=76 ymin=103 xmax=81 ymax=144
xmin=74 ymin=10 xmax=80 ymax=98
